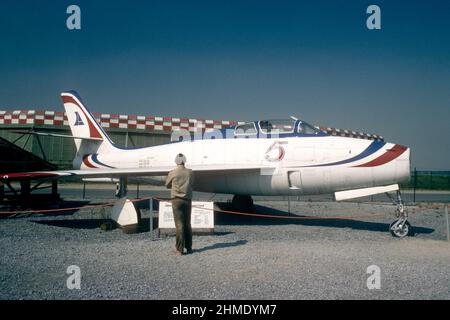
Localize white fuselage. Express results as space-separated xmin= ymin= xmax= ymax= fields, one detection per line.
xmin=76 ymin=135 xmax=411 ymax=196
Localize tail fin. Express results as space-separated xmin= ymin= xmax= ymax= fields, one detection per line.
xmin=61 ymin=91 xmax=115 ymax=155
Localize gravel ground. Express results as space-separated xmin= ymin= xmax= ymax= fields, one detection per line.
xmin=0 ymin=197 xmax=449 ymax=300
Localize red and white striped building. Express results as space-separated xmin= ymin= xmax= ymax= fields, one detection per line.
xmin=0 ymin=110 xmax=384 ymax=141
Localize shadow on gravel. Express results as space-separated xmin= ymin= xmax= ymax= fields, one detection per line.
xmin=215 ymin=203 xmax=435 ymax=236
xmin=32 ymin=218 xmax=108 ymax=229
xmin=194 ymin=240 xmax=248 ymax=253
xmin=31 ymin=217 xmax=236 ymax=236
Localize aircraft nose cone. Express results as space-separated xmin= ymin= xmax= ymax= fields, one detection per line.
xmin=395 ymin=144 xmax=411 ymax=183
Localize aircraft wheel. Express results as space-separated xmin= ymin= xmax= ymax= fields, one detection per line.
xmin=389 ymin=220 xmax=411 ymax=238
xmin=232 ymin=195 xmax=254 ymax=212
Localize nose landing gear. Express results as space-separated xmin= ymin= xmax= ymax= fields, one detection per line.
xmin=388 ymin=190 xmax=411 ymax=238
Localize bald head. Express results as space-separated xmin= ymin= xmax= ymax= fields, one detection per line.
xmin=175 ymin=153 xmax=187 ymax=165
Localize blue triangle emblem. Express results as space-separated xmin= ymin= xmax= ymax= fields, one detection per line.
xmin=74 ymin=112 xmax=84 ymax=126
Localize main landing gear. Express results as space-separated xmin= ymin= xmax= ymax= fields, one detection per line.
xmin=232 ymin=195 xmax=254 ymax=212
xmin=388 ymin=190 xmax=411 ymax=238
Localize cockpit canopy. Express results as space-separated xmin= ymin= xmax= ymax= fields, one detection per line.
xmin=234 ymin=119 xmax=322 ymax=136
xmin=259 ymin=119 xmax=296 ymax=134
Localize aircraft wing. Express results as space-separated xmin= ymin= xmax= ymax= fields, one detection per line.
xmin=0 ymin=164 xmax=275 ymax=182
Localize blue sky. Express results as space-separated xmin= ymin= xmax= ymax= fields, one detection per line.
xmin=0 ymin=0 xmax=449 ymax=169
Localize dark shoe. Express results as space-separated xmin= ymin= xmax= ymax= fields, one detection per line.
xmin=186 ymin=249 xmax=193 ymax=254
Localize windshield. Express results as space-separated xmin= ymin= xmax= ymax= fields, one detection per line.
xmin=298 ymin=121 xmax=320 ymax=135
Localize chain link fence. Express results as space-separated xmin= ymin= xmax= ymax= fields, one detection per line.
xmin=401 ymin=169 xmax=450 ymax=191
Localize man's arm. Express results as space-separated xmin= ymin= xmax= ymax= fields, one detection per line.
xmin=165 ymin=171 xmax=173 ymax=189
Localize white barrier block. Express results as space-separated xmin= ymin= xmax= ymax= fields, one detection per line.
xmin=111 ymin=197 xmax=140 ymax=227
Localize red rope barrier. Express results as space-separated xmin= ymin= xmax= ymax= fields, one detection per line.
xmin=0 ymin=196 xmax=406 ymax=221
xmin=0 ymin=196 xmax=152 ymax=215
xmin=154 ymin=197 xmax=393 ymax=220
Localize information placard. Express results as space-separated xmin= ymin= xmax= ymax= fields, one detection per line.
xmin=158 ymin=201 xmax=214 ymax=229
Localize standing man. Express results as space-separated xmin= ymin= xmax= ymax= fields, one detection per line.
xmin=165 ymin=153 xmax=194 ymax=256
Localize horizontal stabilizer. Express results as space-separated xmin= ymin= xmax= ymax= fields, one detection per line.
xmin=335 ymin=184 xmax=399 ymax=201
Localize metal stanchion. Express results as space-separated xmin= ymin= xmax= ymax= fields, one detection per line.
xmin=149 ymin=198 xmax=153 ymax=238
xmin=445 ymin=206 xmax=449 ymax=242
xmin=288 ymin=196 xmax=291 ymax=215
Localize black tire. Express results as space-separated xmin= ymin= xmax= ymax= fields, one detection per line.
xmin=231 ymin=195 xmax=254 ymax=212
xmin=389 ymin=220 xmax=411 ymax=238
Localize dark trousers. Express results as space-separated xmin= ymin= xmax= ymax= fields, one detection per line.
xmin=172 ymin=197 xmax=192 ymax=253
